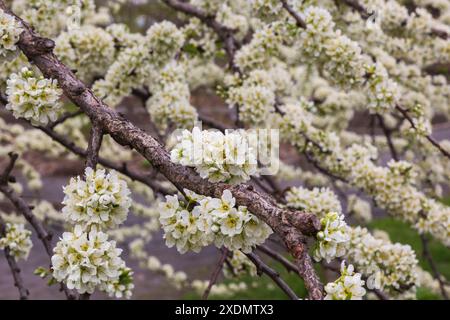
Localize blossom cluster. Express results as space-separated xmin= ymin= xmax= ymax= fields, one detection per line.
xmin=93 ymin=21 xmax=184 ymax=106
xmin=314 ymin=212 xmax=350 ymax=263
xmin=0 ymin=222 xmax=33 ymax=260
xmin=52 ymin=168 xmax=133 ymax=298
xmin=6 ymin=67 xmax=62 ymax=126
xmin=62 ymin=167 xmax=131 ymax=229
xmin=170 ymin=127 xmax=258 ymax=184
xmin=225 ymin=70 xmax=276 ymax=125
xmin=159 ymin=189 xmax=272 ymax=254
xmin=346 ymin=227 xmax=419 ymax=296
xmin=51 ymin=225 xmax=127 ymax=295
xmin=324 ymin=261 xmax=366 ymax=300
xmin=146 ymin=61 xmax=198 ymax=133
xmin=0 ymin=9 xmax=22 ymax=61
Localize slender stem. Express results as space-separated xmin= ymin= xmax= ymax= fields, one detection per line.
xmin=202 ymin=248 xmax=228 ymax=300
xmin=0 ymin=216 xmax=29 ymax=300
xmin=420 ymin=234 xmax=449 ymax=300
xmin=245 ymin=251 xmax=299 ymax=300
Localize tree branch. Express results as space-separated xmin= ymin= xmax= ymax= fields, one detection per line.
xmin=202 ymin=248 xmax=228 ymax=300
xmin=245 ymin=251 xmax=299 ymax=300
xmin=0 ymin=216 xmax=29 ymax=300
xmin=396 ymin=105 xmax=450 ymax=160
xmin=0 ymin=153 xmax=75 ymax=299
xmin=420 ymin=234 xmax=449 ymax=300
xmin=85 ymin=122 xmax=103 ymax=170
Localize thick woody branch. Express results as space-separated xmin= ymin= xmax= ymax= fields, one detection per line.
xmin=245 ymin=251 xmax=299 ymax=300
xmin=284 ymin=230 xmax=324 ymax=300
xmin=1 ymin=1 xmax=323 ymax=297
xmin=0 ymin=216 xmax=29 ymax=300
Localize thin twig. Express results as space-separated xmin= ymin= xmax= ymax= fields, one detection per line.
xmin=256 ymin=245 xmax=298 ymax=274
xmin=0 ymin=216 xmax=29 ymax=300
xmin=420 ymin=234 xmax=449 ymax=300
xmin=396 ymin=105 xmax=450 ymax=160
xmin=0 ymin=153 xmax=76 ymax=299
xmin=245 ymin=251 xmax=299 ymax=300
xmin=202 ymin=248 xmax=228 ymax=299
xmin=47 ymin=110 xmax=83 ymax=129
xmin=377 ymin=115 xmax=399 ymax=161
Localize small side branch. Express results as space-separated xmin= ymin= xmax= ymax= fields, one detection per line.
xmin=256 ymin=245 xmax=298 ymax=274
xmin=420 ymin=234 xmax=449 ymax=300
xmin=202 ymin=248 xmax=228 ymax=300
xmin=0 ymin=153 xmax=75 ymax=300
xmin=245 ymin=251 xmax=299 ymax=300
xmin=396 ymin=106 xmax=450 ymax=160
xmin=377 ymin=115 xmax=399 ymax=161
xmin=0 ymin=216 xmax=29 ymax=300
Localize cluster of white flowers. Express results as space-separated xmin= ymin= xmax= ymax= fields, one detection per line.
xmin=62 ymin=167 xmax=131 ymax=229
xmin=0 ymin=9 xmax=22 ymax=61
xmin=347 ymin=195 xmax=372 ymax=224
xmin=235 ymin=23 xmax=283 ymax=71
xmin=365 ymin=63 xmax=400 ymax=113
xmin=314 ymin=212 xmax=350 ymax=263
xmin=6 ymin=67 xmax=62 ymax=125
xmin=346 ymin=226 xmax=418 ymax=296
xmin=93 ymin=21 xmax=184 ymax=106
xmin=225 ymin=70 xmax=276 ymax=125
xmin=170 ymin=127 xmax=258 ymax=184
xmin=280 ymin=105 xmax=450 ymax=247
xmin=159 ymin=189 xmax=272 ymax=254
xmin=0 ymin=222 xmax=33 ymax=260
xmin=55 ymin=26 xmax=115 ymax=82
xmin=286 ymin=186 xmax=341 ymax=219
xmin=52 ymin=167 xmax=133 ymax=298
xmin=146 ymin=61 xmax=198 ymax=133
xmin=324 ymin=261 xmax=366 ymax=300
xmin=51 ymin=225 xmax=126 ymax=294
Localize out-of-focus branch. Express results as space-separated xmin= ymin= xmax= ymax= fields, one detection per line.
xmin=0 ymin=153 xmax=75 ymax=299
xmin=256 ymin=245 xmax=299 ymax=274
xmin=0 ymin=215 xmax=29 ymax=300
xmin=396 ymin=105 xmax=450 ymax=160
xmin=280 ymin=0 xmax=306 ymax=28
xmin=162 ymin=0 xmax=241 ymax=73
xmin=47 ymin=110 xmax=83 ymax=129
xmin=377 ymin=115 xmax=399 ymax=161
xmin=339 ymin=0 xmax=449 ymax=39
xmin=420 ymin=234 xmax=449 ymax=300
xmin=245 ymin=251 xmax=299 ymax=300
xmin=35 ymin=125 xmax=171 ymax=196
xmin=202 ymin=248 xmax=228 ymax=300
